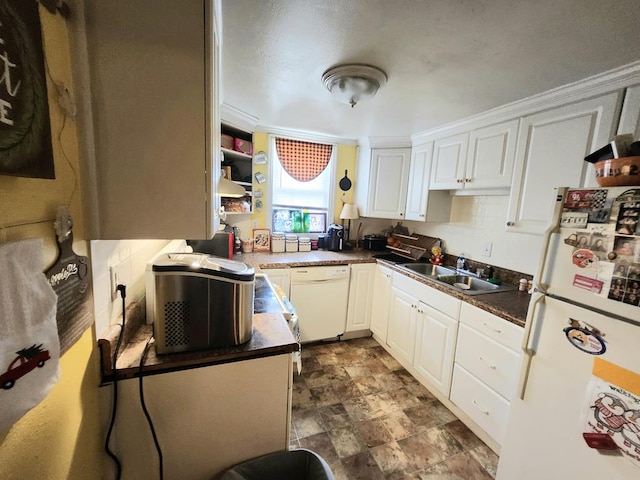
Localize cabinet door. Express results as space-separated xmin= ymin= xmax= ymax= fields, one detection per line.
xmin=367 ymin=148 xmax=411 ymax=219
xmin=465 ymin=119 xmax=519 ymax=189
xmin=618 ymin=84 xmax=640 ymax=138
xmin=405 ymin=142 xmax=433 ymax=221
xmin=430 ymin=133 xmax=469 ymax=190
xmin=263 ymin=268 xmax=291 ymax=298
xmin=79 ymin=0 xmax=218 ymax=239
xmin=346 ymin=264 xmax=375 ymax=332
xmin=413 ymin=303 xmax=459 ymax=397
xmin=506 ymin=92 xmax=622 ymax=234
xmin=387 ymin=286 xmax=418 ymax=365
xmin=370 ymin=265 xmax=393 ymax=340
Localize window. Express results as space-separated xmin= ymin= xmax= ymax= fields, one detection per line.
xmin=269 ymin=136 xmax=336 ymax=234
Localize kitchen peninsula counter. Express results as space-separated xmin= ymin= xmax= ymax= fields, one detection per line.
xmin=98 ymin=275 xmax=298 ymax=383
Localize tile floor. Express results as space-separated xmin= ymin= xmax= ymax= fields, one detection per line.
xmin=289 ymin=336 xmax=499 ymax=480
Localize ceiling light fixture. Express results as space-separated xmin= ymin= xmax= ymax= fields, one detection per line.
xmin=322 ymin=64 xmax=387 ymax=108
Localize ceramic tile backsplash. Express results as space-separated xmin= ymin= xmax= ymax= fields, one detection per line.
xmin=409 ymin=195 xmax=542 ymax=275
xmin=90 ymin=239 xmax=170 ymax=337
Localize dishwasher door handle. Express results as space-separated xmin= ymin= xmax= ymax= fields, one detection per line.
xmin=293 ymin=278 xmax=347 ymax=285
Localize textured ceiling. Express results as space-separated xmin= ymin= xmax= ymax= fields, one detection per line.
xmin=221 ymin=0 xmax=640 ymax=140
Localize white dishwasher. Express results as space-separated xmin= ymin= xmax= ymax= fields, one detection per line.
xmin=289 ymin=265 xmax=350 ymax=343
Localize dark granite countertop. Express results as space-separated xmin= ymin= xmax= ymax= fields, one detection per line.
xmin=99 ymin=248 xmax=530 ymax=382
xmin=243 ymin=249 xmax=530 ymax=328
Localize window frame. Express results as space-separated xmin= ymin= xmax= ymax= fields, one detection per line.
xmin=267 ymin=134 xmax=337 ymax=236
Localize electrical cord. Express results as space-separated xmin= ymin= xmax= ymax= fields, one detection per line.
xmin=139 ymin=335 xmax=164 ymax=480
xmin=104 ymin=284 xmax=127 ymax=480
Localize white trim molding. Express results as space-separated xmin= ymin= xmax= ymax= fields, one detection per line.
xmin=412 ymin=60 xmax=640 ymax=145
xmin=220 ymin=103 xmax=260 ymax=132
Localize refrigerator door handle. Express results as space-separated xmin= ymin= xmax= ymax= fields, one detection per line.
xmin=517 ymin=290 xmax=546 ymax=400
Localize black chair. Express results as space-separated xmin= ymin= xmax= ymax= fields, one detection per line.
xmin=216 ymin=449 xmax=335 ymax=480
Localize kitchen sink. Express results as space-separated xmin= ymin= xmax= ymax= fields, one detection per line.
xmin=399 ymin=264 xmax=517 ymax=296
xmin=398 ymin=264 xmax=455 ymax=277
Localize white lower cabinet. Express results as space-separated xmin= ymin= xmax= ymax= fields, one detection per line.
xmin=262 ymin=268 xmax=291 ymax=297
xmin=450 ymin=364 xmax=511 ymax=445
xmin=387 ymin=286 xmax=419 ymax=366
xmin=450 ymin=302 xmax=524 ymax=447
xmin=413 ymin=302 xmax=459 ymax=397
xmin=370 ymin=264 xmax=393 ymax=340
xmin=371 ymin=269 xmax=525 ymax=451
xmin=346 ymin=264 xmax=375 ymax=332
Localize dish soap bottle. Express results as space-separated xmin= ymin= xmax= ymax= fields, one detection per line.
xmin=456 ymin=253 xmax=466 ymax=272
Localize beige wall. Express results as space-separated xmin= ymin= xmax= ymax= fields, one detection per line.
xmin=0 ymin=7 xmax=104 ymax=479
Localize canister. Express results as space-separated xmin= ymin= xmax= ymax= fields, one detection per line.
xmin=298 ymin=236 xmax=311 ymax=252
xmin=285 ymin=234 xmax=298 ymax=252
xmin=271 ymin=232 xmax=285 ymax=253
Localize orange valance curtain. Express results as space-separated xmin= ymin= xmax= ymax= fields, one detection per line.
xmin=275 ymin=138 xmax=333 ymax=182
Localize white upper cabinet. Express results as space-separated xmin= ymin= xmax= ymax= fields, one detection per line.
xmin=618 ymin=84 xmax=640 ymax=138
xmin=357 ymin=147 xmax=411 ymax=219
xmin=405 ymin=143 xmax=452 ymax=222
xmin=75 ymin=0 xmax=220 ymax=239
xmin=506 ymin=92 xmax=622 ymax=235
xmin=430 ymin=133 xmax=469 ymax=189
xmin=466 ymin=119 xmax=519 ymax=189
xmin=405 ymin=143 xmax=433 ymax=220
xmin=430 ymin=120 xmax=519 ymax=191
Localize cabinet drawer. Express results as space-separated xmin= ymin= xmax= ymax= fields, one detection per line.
xmin=455 ymin=323 xmax=521 ymax=400
xmin=450 ymin=364 xmax=510 ymax=446
xmin=459 ymin=302 xmax=523 ymax=351
xmin=392 ymin=273 xmax=461 ymax=317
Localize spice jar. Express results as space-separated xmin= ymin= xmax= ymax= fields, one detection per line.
xmin=519 ymin=278 xmax=528 ymax=291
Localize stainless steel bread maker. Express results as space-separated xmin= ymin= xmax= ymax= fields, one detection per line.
xmin=149 ymin=253 xmax=255 ymax=354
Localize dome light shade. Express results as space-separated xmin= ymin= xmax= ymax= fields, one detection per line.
xmin=322 ymin=64 xmax=387 ymax=108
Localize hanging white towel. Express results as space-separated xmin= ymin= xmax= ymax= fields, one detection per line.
xmin=0 ymin=238 xmax=60 ymax=431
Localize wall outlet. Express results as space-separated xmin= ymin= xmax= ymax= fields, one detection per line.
xmin=481 ymin=241 xmax=493 ymax=257
xmin=110 ymin=266 xmax=119 ymax=301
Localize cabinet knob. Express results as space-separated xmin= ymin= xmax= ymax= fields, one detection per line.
xmin=507 ymin=221 xmax=514 ymax=227
xmin=465 ymin=178 xmax=471 ymax=183
xmin=399 ymin=213 xmax=403 ymax=216
xmin=419 ymin=214 xmax=425 ymax=217
xmin=456 ymin=179 xmax=462 ymax=183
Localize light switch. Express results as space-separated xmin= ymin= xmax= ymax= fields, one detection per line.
xmin=481 ymin=241 xmax=493 ymax=257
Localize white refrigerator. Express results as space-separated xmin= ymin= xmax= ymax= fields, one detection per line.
xmin=497 ymin=187 xmax=640 ymax=479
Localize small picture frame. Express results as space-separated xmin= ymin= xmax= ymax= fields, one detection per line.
xmin=253 ymin=228 xmax=271 ymax=252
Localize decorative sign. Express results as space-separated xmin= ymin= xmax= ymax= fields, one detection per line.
xmin=0 ymin=0 xmax=54 ymax=178
xmin=45 ymin=211 xmax=93 ymax=354
xmin=582 ymin=358 xmax=640 ymax=468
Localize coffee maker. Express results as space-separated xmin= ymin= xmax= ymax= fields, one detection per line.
xmin=326 ymin=224 xmax=344 ymax=251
